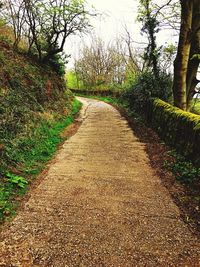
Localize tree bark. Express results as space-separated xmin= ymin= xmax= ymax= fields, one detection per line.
xmin=172 ymin=0 xmax=193 ymax=110
xmin=186 ymin=0 xmax=200 ymax=110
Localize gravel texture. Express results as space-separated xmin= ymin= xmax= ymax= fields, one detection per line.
xmin=0 ymin=97 xmax=200 ymax=267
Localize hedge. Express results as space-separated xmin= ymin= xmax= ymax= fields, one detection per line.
xmin=145 ymin=99 xmax=200 ymax=165
xmin=70 ymin=88 xmax=121 ymax=97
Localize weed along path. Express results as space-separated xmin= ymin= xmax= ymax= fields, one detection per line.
xmin=0 ymin=97 xmax=200 ymax=267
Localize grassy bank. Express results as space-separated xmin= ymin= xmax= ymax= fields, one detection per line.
xmin=0 ymin=98 xmax=82 ymax=222
xmin=0 ymin=39 xmax=83 ymax=223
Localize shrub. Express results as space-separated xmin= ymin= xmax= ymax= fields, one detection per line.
xmin=122 ymin=71 xmax=172 ymax=113
xmin=48 ymin=53 xmax=68 ymax=76
xmin=0 ymin=98 xmax=82 ymax=222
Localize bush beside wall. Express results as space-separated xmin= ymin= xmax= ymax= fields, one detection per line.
xmin=70 ymin=88 xmax=121 ymax=97
xmin=145 ymin=99 xmax=200 ymax=165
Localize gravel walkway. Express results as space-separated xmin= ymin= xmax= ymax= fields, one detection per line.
xmin=0 ymin=97 xmax=200 ymax=267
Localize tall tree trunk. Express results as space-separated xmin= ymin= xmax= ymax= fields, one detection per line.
xmin=186 ymin=0 xmax=200 ymax=110
xmin=172 ymin=0 xmax=193 ymax=110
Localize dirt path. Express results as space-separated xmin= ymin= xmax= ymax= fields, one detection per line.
xmin=0 ymin=97 xmax=200 ymax=267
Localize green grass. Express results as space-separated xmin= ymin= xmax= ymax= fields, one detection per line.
xmin=0 ymin=98 xmax=82 ymax=223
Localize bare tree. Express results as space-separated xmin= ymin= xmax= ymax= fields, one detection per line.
xmin=1 ymin=0 xmax=94 ymax=62
xmin=154 ymin=0 xmax=180 ymax=32
xmin=121 ymin=26 xmax=143 ymax=74
xmin=24 ymin=0 xmax=94 ymax=61
xmin=75 ymin=37 xmax=127 ymax=89
xmin=1 ymin=0 xmax=27 ymax=49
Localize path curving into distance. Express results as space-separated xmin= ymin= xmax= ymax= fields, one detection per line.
xmin=0 ymin=97 xmax=200 ymax=266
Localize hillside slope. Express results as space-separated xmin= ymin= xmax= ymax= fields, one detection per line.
xmin=0 ymin=41 xmax=79 ymax=221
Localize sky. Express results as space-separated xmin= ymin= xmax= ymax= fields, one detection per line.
xmin=64 ymin=0 xmax=177 ymax=69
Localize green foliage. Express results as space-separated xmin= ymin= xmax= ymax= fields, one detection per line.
xmin=27 ymin=0 xmax=92 ymax=61
xmin=0 ymin=34 xmax=12 ymax=46
xmin=6 ymin=100 xmax=80 ymax=172
xmin=0 ymin=43 xmax=82 ymax=222
xmin=146 ymin=98 xmax=200 ymax=165
xmin=0 ymin=18 xmax=6 ymax=27
xmin=6 ymin=173 xmax=28 ymax=189
xmin=71 ymin=88 xmax=122 ymax=98
xmin=48 ymin=53 xmax=69 ymax=76
xmin=0 ymin=173 xmax=28 ymax=221
xmin=0 ymin=44 xmax=72 ymax=147
xmin=138 ymin=0 xmax=160 ymax=77
xmin=0 ymin=98 xmax=82 ymax=223
xmin=160 ymin=44 xmax=176 ymax=71
xmin=66 ymin=70 xmax=80 ymax=89
xmin=165 ymin=151 xmax=200 ymax=184
xmin=122 ymin=71 xmax=172 ymax=112
xmin=2 ymin=98 xmax=81 ymax=172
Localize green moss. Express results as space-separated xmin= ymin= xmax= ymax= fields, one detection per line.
xmin=189 ymin=100 xmax=200 ymax=115
xmin=146 ymin=99 xmax=200 ymax=164
xmin=154 ymin=99 xmax=200 ymax=123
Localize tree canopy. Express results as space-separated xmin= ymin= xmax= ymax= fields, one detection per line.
xmin=1 ymin=0 xmax=94 ymax=62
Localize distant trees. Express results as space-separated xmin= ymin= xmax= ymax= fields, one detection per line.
xmin=4 ymin=0 xmax=26 ymax=49
xmin=74 ymin=38 xmax=126 ymax=89
xmin=1 ymin=0 xmax=93 ymax=62
xmin=121 ymin=27 xmax=143 ymax=74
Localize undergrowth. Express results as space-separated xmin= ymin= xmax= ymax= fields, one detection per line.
xmin=0 ymin=39 xmax=83 ymax=223
xmin=164 ymin=150 xmax=200 ymax=184
xmin=0 ymin=98 xmax=82 ymax=223
xmin=76 ymin=94 xmax=132 ymax=114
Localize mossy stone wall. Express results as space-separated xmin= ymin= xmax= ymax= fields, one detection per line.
xmin=145 ymin=99 xmax=200 ymax=165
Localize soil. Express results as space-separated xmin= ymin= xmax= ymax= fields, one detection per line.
xmin=0 ymin=97 xmax=200 ymax=267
